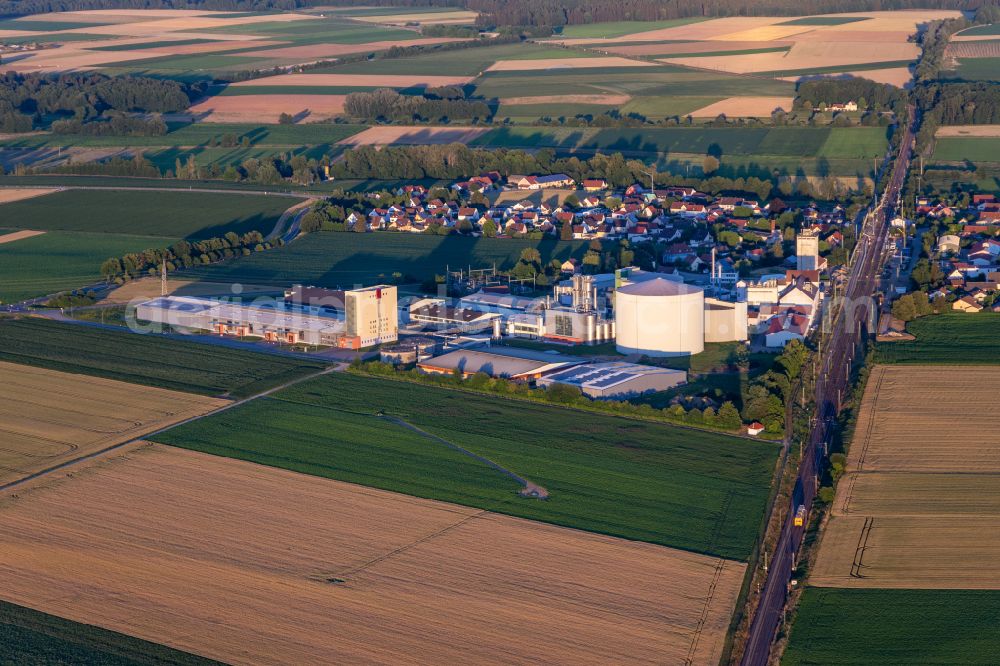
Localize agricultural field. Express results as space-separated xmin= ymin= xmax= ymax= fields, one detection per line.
xmin=783 ymin=588 xmax=1000 ymax=664
xmin=154 ymin=371 xmax=779 ymax=560
xmin=0 ymin=190 xmax=292 ymax=238
xmin=0 ymin=361 xmax=226 ymax=486
xmin=873 ymin=313 xmax=1000 ymax=363
xmin=0 ymin=443 xmax=746 ymax=665
xmin=0 ymin=230 xmax=167 ymax=303
xmin=183 ymin=231 xmax=592 ymax=288
xmin=947 ymin=56 xmax=1000 ymax=82
xmin=0 ymin=318 xmax=326 ymax=397
xmin=932 ymin=136 xmax=1000 ymax=163
xmin=0 ymin=599 xmax=219 ymax=666
xmin=810 ymin=365 xmax=1000 ymax=588
xmin=0 ymin=10 xmax=457 ymax=79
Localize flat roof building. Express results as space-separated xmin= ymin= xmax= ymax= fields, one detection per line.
xmin=417 ymin=348 xmax=582 ymax=380
xmin=537 ymin=362 xmax=687 ymax=399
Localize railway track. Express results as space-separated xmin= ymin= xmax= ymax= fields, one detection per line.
xmin=738 ymin=104 xmax=916 ymax=666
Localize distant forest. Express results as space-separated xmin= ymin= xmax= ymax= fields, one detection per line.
xmin=0 ymin=72 xmax=192 ymax=133
xmin=0 ymin=0 xmax=983 ymax=26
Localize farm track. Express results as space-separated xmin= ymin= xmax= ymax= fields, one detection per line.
xmin=0 ymin=362 xmax=338 ymax=494
xmin=378 ymin=414 xmax=549 ymax=498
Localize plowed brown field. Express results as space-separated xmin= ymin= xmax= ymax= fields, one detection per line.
xmin=0 ymin=444 xmax=746 ymax=665
xmin=0 ymin=362 xmax=226 ymax=486
xmin=0 ymin=230 xmax=45 ymax=245
xmin=811 ymin=365 xmax=1000 ymax=589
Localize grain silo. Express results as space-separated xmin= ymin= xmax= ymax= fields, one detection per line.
xmin=615 ymin=278 xmax=705 ymax=356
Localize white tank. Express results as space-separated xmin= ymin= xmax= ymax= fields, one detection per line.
xmin=615 ymin=278 xmax=704 ymax=356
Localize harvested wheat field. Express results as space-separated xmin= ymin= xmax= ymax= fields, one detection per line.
xmin=0 ymin=444 xmax=745 ymax=665
xmin=0 ymin=230 xmax=45 ymax=245
xmin=601 ymin=40 xmax=791 ymax=56
xmin=663 ymin=41 xmax=918 ymax=74
xmin=0 ymin=362 xmax=225 ymax=486
xmin=187 ymin=94 xmax=346 ymax=123
xmin=832 ymin=67 xmax=913 ymax=87
xmin=0 ymin=188 xmax=57 ymax=204
xmin=100 ymin=277 xmax=281 ymax=305
xmin=810 ymin=365 xmax=1000 ymax=589
xmin=691 ymin=96 xmax=793 ymax=117
xmin=486 ymin=56 xmax=653 ymax=71
xmin=339 ymin=125 xmax=489 ymax=146
xmin=947 ymin=40 xmax=1000 ymax=58
xmin=936 ymin=125 xmax=1000 ymax=137
xmin=228 ymin=72 xmax=473 ymax=88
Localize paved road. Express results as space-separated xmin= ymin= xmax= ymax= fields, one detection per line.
xmin=739 ymin=104 xmax=917 ymax=666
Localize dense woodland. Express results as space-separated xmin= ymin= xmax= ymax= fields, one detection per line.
xmin=0 ymin=72 xmax=192 ymax=133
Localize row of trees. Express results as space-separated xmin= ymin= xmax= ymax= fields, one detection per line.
xmin=354 ymin=359 xmax=749 ymax=433
xmin=795 ymin=79 xmax=906 ymax=115
xmin=466 ymin=0 xmax=971 ymax=29
xmin=50 ymin=113 xmax=168 ymax=137
xmin=343 ymin=89 xmax=491 ymax=123
xmin=99 ymin=231 xmax=274 ymax=282
xmin=742 ymin=338 xmax=809 ymax=434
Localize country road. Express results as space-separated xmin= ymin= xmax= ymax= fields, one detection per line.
xmin=738 ymin=104 xmax=916 ymax=666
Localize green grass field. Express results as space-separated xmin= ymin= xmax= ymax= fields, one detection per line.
xmin=951 ymin=57 xmax=1000 ymax=82
xmin=472 ymin=126 xmax=884 ymax=159
xmin=756 ymin=59 xmax=914 ymax=78
xmin=89 ymin=38 xmax=218 ymax=52
xmin=0 ymin=18 xmax=104 ymax=30
xmin=620 ymin=95 xmax=723 ymax=118
xmin=783 ymin=588 xmax=1000 ymax=664
xmin=777 ymin=16 xmax=869 ymax=26
xmin=873 ymin=313 xmax=1000 ymax=364
xmin=0 ymin=122 xmax=365 ymax=149
xmin=956 ymin=23 xmax=1000 ymax=37
xmin=154 ymin=371 xmax=778 ymax=559
xmin=183 ymin=232 xmax=590 ymax=287
xmin=0 ymin=598 xmax=220 ymax=665
xmin=0 ymin=190 xmax=292 ymax=239
xmin=0 ymin=318 xmax=326 ymax=397
xmin=932 ymin=137 xmax=1000 ymax=162
xmin=311 ymin=43 xmax=591 ymax=77
xmin=556 ymin=18 xmax=705 ymax=39
xmin=0 ymin=230 xmax=166 ymax=303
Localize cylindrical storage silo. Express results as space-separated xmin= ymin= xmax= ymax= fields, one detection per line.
xmin=615 ymin=278 xmax=704 ymax=356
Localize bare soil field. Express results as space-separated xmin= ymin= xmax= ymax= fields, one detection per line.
xmin=0 ymin=188 xmax=57 ymax=204
xmin=0 ymin=362 xmax=226 ymax=486
xmin=228 ymin=73 xmax=474 ymax=87
xmin=99 ymin=277 xmax=282 ymax=305
xmin=690 ymin=96 xmax=793 ymax=117
xmin=501 ymin=93 xmax=632 ymax=105
xmin=0 ymin=230 xmax=46 ymax=245
xmin=486 ymin=56 xmax=653 ymax=71
xmin=600 ymin=40 xmax=791 ymax=56
xmin=339 ymin=125 xmax=489 ymax=146
xmin=832 ymin=67 xmax=912 ymax=87
xmin=236 ymin=37 xmax=467 ymax=60
xmin=663 ymin=41 xmax=918 ymax=74
xmin=810 ymin=365 xmax=1000 ymax=589
xmin=936 ymin=125 xmax=1000 ymax=137
xmin=187 ymin=94 xmax=346 ymax=123
xmin=0 ymin=443 xmax=746 ymax=665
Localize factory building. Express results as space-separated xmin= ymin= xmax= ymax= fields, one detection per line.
xmin=615 ymin=278 xmax=705 ymax=357
xmin=704 ymin=298 xmax=749 ymax=343
xmin=543 ymin=274 xmax=615 ymax=345
xmin=136 ymin=295 xmax=346 ymax=346
xmin=345 ymin=285 xmax=398 ymax=347
xmin=417 ymin=348 xmax=582 ymax=380
xmin=136 ymin=284 xmax=397 ymax=349
xmin=537 ymin=362 xmax=686 ymax=399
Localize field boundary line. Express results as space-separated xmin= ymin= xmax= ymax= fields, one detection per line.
xmin=853 ymin=366 xmax=885 ymax=474
xmin=0 ymin=364 xmax=338 ymax=494
xmin=685 ymin=557 xmax=727 ymax=665
xmin=334 ymin=509 xmax=490 ymax=579
xmin=850 ymin=516 xmax=875 ymax=578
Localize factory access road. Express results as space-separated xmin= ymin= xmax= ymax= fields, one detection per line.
xmin=739 ymin=104 xmax=916 ymax=666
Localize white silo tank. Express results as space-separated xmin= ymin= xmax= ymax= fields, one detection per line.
xmin=615 ymin=278 xmax=705 ymax=356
